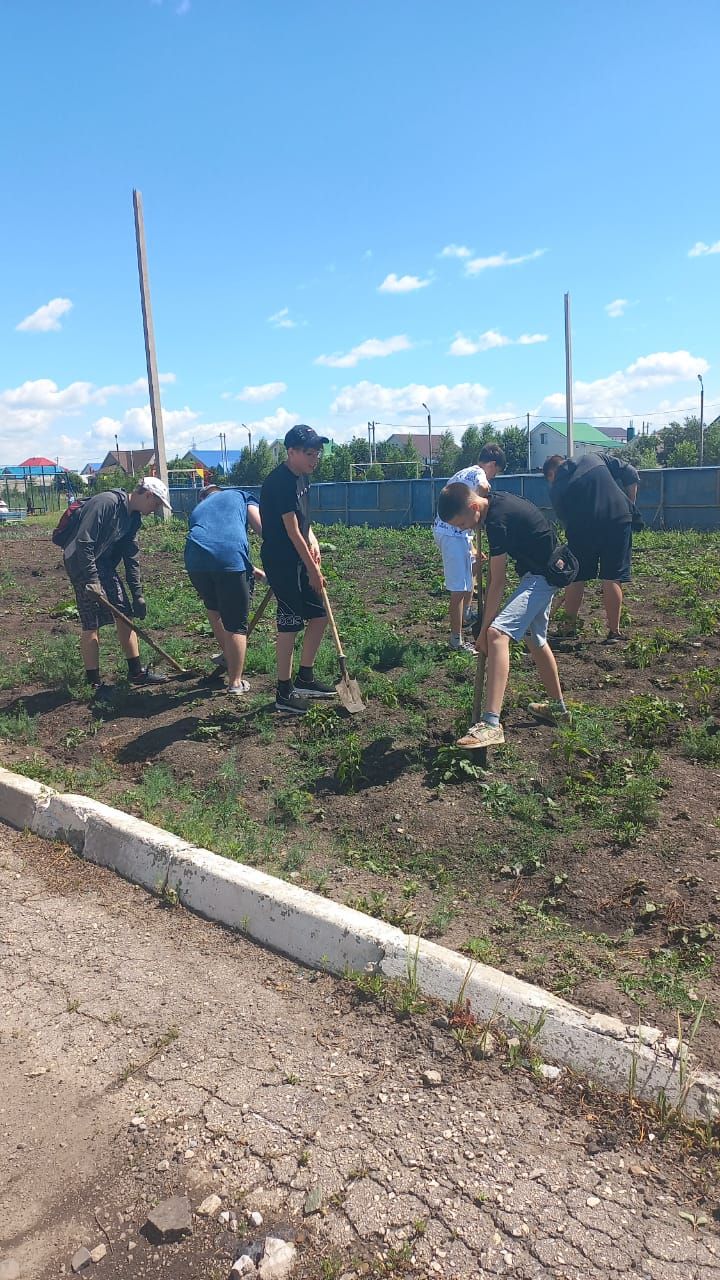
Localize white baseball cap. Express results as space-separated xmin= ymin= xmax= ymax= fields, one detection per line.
xmin=138 ymin=476 xmax=172 ymax=509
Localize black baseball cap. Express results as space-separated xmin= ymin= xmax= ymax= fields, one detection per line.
xmin=284 ymin=424 xmax=329 ymax=450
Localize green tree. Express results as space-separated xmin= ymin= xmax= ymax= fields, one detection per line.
xmin=93 ymin=468 xmax=139 ymax=494
xmin=228 ymin=439 xmax=275 ymax=485
xmin=667 ymin=440 xmax=698 ymax=468
xmin=703 ymin=422 xmax=720 ymax=466
xmin=498 ymin=425 xmax=529 ymax=474
xmin=457 ymin=423 xmax=496 ymax=469
xmin=365 ymin=463 xmax=384 ymax=480
xmin=436 ymin=431 xmax=460 ymax=477
xmin=615 ymin=437 xmax=660 ymax=469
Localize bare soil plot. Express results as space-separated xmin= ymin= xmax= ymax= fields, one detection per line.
xmin=1 ymin=519 xmax=719 ymax=1060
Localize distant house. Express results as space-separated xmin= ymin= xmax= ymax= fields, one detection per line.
xmin=596 ymin=426 xmax=628 ymax=443
xmin=81 ymin=462 xmax=103 ymax=479
xmin=182 ymin=449 xmax=246 ymax=476
xmin=98 ymin=449 xmax=156 ymax=476
xmin=530 ymin=421 xmax=624 ymax=471
xmin=384 ymin=433 xmax=444 ymax=465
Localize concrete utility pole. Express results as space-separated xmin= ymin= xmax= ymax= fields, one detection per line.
xmin=526 ymin=411 xmax=531 ymax=472
xmin=133 ymin=189 xmax=170 ymax=519
xmin=422 ymin=403 xmax=432 ymax=474
xmin=698 ymin=374 xmax=705 ymax=466
xmin=564 ymin=292 xmax=575 ymax=458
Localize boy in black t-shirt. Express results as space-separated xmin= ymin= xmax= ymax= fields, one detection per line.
xmin=260 ymin=425 xmax=334 ymax=713
xmin=436 ymin=484 xmax=569 ymax=749
xmin=543 ymin=452 xmax=639 ymax=643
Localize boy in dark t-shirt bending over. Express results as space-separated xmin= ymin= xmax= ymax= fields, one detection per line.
xmin=260 ymin=425 xmax=335 ymax=713
xmin=436 ymin=484 xmax=569 ymax=750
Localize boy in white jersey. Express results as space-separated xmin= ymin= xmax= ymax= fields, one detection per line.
xmin=433 ymin=444 xmax=506 ymax=650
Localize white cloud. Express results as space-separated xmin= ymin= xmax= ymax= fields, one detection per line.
xmin=537 ymin=349 xmax=709 ymax=422
xmin=315 ymin=335 xmax=412 ymax=369
xmin=688 ymin=240 xmax=720 ymax=258
xmin=450 ymin=330 xmax=548 ymax=356
xmin=268 ymin=307 xmax=296 ymax=329
xmin=465 ymin=248 xmax=546 ymax=276
xmin=235 ymin=381 xmax=287 ymax=403
xmin=378 ymin=273 xmax=431 ymax=294
xmin=440 ymin=244 xmax=473 ymax=259
xmin=16 ymin=297 xmax=73 ymax=333
xmin=605 ymin=298 xmax=629 ymax=319
xmin=330 ymin=380 xmax=491 ymax=423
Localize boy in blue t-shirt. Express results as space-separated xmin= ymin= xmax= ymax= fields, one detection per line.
xmin=184 ymin=486 xmax=264 ymax=696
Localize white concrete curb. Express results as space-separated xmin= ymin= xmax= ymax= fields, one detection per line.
xmin=1 ymin=764 xmax=718 ymax=1121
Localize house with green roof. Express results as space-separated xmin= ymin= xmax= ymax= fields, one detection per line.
xmin=530 ymin=420 xmax=623 ymax=470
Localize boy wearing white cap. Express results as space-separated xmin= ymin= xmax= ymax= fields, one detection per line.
xmin=58 ymin=477 xmax=172 ymax=693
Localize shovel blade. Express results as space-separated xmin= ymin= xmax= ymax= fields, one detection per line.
xmin=335 ymin=674 xmax=365 ymax=714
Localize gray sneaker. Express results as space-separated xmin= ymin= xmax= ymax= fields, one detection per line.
xmin=274 ymin=688 xmax=310 ymax=715
xmin=450 ymin=635 xmax=476 ymax=653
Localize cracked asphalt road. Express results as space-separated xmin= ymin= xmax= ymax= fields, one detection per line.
xmin=1 ymin=822 xmax=719 ymax=1280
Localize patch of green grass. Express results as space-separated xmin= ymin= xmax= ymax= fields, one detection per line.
xmin=623 ymin=695 xmax=686 ymax=747
xmin=681 ymin=726 xmax=720 ymax=764
xmin=618 ymin=951 xmax=713 ymax=1014
xmin=274 ymin=785 xmax=313 ymax=824
xmin=0 ymin=707 xmax=38 ymax=743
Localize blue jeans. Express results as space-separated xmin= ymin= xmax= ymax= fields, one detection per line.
xmin=491 ymin=574 xmax=556 ymax=648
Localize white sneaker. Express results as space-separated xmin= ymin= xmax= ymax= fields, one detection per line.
xmin=456 ymin=721 xmax=505 ymax=749
xmin=227 ymin=679 xmax=250 ymax=697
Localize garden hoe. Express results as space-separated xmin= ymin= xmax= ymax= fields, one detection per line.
xmin=87 ymin=587 xmax=188 ymax=675
xmin=246 ymin=586 xmax=273 ymax=638
xmin=320 ymin=586 xmax=365 ymax=714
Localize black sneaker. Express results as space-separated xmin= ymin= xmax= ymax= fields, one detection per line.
xmin=602 ymin=631 xmax=624 ymax=646
xmin=130 ymin=667 xmax=169 ymax=686
xmin=90 ymin=682 xmax=114 ymax=704
xmin=275 ymin=688 xmax=311 ymax=714
xmin=294 ymin=675 xmax=337 ymax=699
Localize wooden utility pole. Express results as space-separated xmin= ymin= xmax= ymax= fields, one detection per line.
xmin=133 ymin=189 xmax=170 ymax=519
xmin=526 ymin=411 xmax=531 ymax=472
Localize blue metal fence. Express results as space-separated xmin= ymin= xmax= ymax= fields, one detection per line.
xmin=169 ymin=466 xmax=720 ymax=532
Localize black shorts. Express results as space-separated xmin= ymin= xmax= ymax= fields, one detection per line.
xmin=188 ymin=569 xmax=252 ymax=634
xmin=261 ymin=550 xmax=326 ymax=634
xmin=70 ymin=572 xmax=132 ymax=632
xmin=569 ymin=522 xmax=633 ymax=584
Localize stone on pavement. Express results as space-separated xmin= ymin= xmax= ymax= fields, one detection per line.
xmin=70 ymin=1249 xmax=92 ymax=1273
xmin=197 ymin=1193 xmax=223 ymax=1217
xmin=303 ymin=1185 xmax=322 ymax=1216
xmin=258 ymin=1238 xmax=297 ymax=1280
xmin=0 ymin=1261 xmax=21 ymax=1280
xmin=421 ymin=1069 xmax=443 ymax=1087
xmin=89 ymin=1245 xmax=106 ymax=1264
xmin=231 ymin=1258 xmax=257 ymax=1277
xmin=144 ymin=1195 xmax=193 ymax=1244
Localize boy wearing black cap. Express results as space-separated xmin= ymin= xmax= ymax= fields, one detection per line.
xmin=260 ymin=425 xmax=335 ymax=713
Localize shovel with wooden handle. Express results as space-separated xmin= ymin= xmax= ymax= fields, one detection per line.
xmin=464 ymin=529 xmax=489 ymax=761
xmin=320 ymin=586 xmax=365 ymax=714
xmin=246 ymin=586 xmax=273 ymax=638
xmin=86 ymin=586 xmax=188 ymax=675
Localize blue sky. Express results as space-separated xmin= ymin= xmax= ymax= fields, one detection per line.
xmin=1 ymin=0 xmax=718 ymax=470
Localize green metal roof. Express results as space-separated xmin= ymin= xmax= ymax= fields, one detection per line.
xmin=538 ymin=421 xmax=623 ymax=447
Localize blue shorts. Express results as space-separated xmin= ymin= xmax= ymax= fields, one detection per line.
xmin=433 ymin=527 xmax=474 ymax=593
xmin=490 ymin=574 xmax=556 ymax=649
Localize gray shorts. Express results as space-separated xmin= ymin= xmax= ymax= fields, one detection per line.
xmin=70 ymin=572 xmax=132 ymax=632
xmin=490 ymin=574 xmax=556 ymax=649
